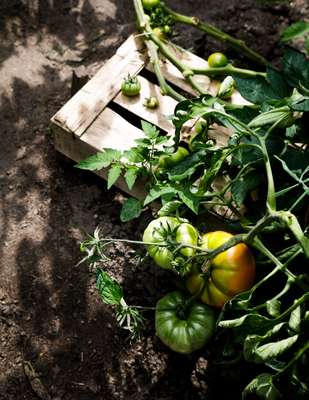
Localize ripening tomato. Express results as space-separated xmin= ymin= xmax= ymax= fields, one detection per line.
xmin=207 ymin=52 xmax=228 ymax=68
xmin=155 ymin=291 xmax=217 ymax=354
xmin=142 ymin=217 xmax=198 ymax=270
xmin=186 ymin=231 xmax=256 ymax=308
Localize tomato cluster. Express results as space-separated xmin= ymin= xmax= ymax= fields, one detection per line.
xmin=143 ymin=217 xmax=256 ymax=353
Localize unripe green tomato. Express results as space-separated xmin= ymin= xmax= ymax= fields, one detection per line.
xmin=155 ymin=291 xmax=217 ymax=354
xmin=207 ymin=52 xmax=228 ymax=68
xmin=142 ymin=0 xmax=160 ymax=10
xmin=144 ymin=96 xmax=159 ymax=109
xmin=163 ymin=25 xmax=171 ymax=34
xmin=121 ymin=75 xmax=141 ymax=97
xmin=142 ymin=217 xmax=198 ymax=271
xmin=158 ymin=146 xmax=189 ymax=168
xmin=153 ymin=27 xmax=166 ymax=41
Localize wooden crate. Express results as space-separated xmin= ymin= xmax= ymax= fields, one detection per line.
xmin=51 ymin=35 xmax=243 ymax=200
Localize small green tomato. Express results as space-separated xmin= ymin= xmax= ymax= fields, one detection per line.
xmin=144 ymin=96 xmax=159 ymax=109
xmin=121 ymin=75 xmax=141 ymax=97
xmin=142 ymin=0 xmax=160 ymax=10
xmin=153 ymin=27 xmax=166 ymax=41
xmin=207 ymin=52 xmax=228 ymax=68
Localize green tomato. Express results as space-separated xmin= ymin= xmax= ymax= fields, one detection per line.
xmin=121 ymin=75 xmax=141 ymax=97
xmin=142 ymin=217 xmax=198 ymax=270
xmin=144 ymin=96 xmax=159 ymax=109
xmin=152 ymin=27 xmax=166 ymax=41
xmin=158 ymin=146 xmax=189 ymax=169
xmin=207 ymin=52 xmax=228 ymax=68
xmin=155 ymin=291 xmax=216 ymax=354
xmin=142 ymin=0 xmax=160 ymax=10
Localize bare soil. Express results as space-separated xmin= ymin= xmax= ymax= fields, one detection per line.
xmin=0 ymin=1 xmax=308 ymax=399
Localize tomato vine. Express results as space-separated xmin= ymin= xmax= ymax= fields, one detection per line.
xmin=77 ymin=1 xmax=309 ymax=398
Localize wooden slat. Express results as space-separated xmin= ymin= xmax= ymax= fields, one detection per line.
xmin=51 ymin=35 xmax=147 ymax=137
xmin=113 ymin=75 xmax=177 ymax=134
xmin=80 ymin=106 xmax=145 ymax=151
xmin=52 ymin=115 xmax=147 ymax=200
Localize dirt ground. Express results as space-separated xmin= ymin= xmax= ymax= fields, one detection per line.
xmin=0 ymin=1 xmax=308 ymax=399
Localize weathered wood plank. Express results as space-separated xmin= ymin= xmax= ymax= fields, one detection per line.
xmin=52 ymin=116 xmax=147 ymax=200
xmin=51 ymin=35 xmax=147 ymax=137
xmin=80 ymin=106 xmax=145 ymax=151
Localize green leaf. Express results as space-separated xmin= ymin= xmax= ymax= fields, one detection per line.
xmin=167 ymin=151 xmax=205 ymax=181
xmin=124 ymin=148 xmax=145 ymax=163
xmin=144 ymin=185 xmax=177 ymax=205
xmin=281 ymin=21 xmax=309 ymax=42
xmin=266 ymin=68 xmax=292 ymax=98
xmin=289 ymin=305 xmax=301 ymax=332
xmin=266 ymin=299 xmax=281 ymax=318
xmin=219 ymin=313 xmax=272 ymax=335
xmin=242 ymin=373 xmax=281 ymax=400
xmin=141 ymin=120 xmax=159 ymax=139
xmin=254 ymin=335 xmax=299 ymax=362
xmin=96 ymin=269 xmax=123 ymax=305
xmin=200 ymin=150 xmax=229 ymax=191
xmin=158 ymin=200 xmax=182 ymax=216
xmin=235 ymin=76 xmax=282 ymax=104
xmin=124 ymin=167 xmax=139 ymax=190
xmin=75 ymin=148 xmax=122 ymax=170
xmin=282 ymin=47 xmax=309 ymax=89
xmin=178 ymin=188 xmax=199 ymax=214
xmin=231 ymin=170 xmax=261 ymax=207
xmin=107 ymin=164 xmax=122 ymax=189
xmin=120 ymin=198 xmax=142 ymax=222
xmin=244 ymin=323 xmax=286 ymax=363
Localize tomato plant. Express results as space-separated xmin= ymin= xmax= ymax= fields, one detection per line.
xmin=142 ymin=216 xmax=198 ymax=271
xmin=207 ymin=52 xmax=228 ymax=68
xmin=186 ymin=231 xmax=256 ymax=308
xmin=121 ymin=74 xmax=141 ymax=97
xmin=78 ymin=2 xmax=309 ymax=398
xmin=155 ymin=291 xmax=216 ymax=353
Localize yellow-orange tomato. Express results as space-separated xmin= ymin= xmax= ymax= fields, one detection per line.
xmin=186 ymin=231 xmax=256 ymax=309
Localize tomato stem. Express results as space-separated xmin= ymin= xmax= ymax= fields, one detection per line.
xmin=161 ymin=4 xmax=268 ymax=66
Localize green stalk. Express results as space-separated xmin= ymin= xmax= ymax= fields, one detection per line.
xmin=259 ymin=138 xmax=276 ymax=212
xmin=253 ymin=238 xmax=297 ymax=282
xmin=134 ymin=0 xmax=206 ymax=96
xmin=146 ymin=40 xmax=185 ymax=101
xmin=162 ymin=4 xmax=268 ymax=66
xmin=280 ymin=211 xmax=309 ymax=258
xmin=192 ymin=64 xmax=266 ymax=79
